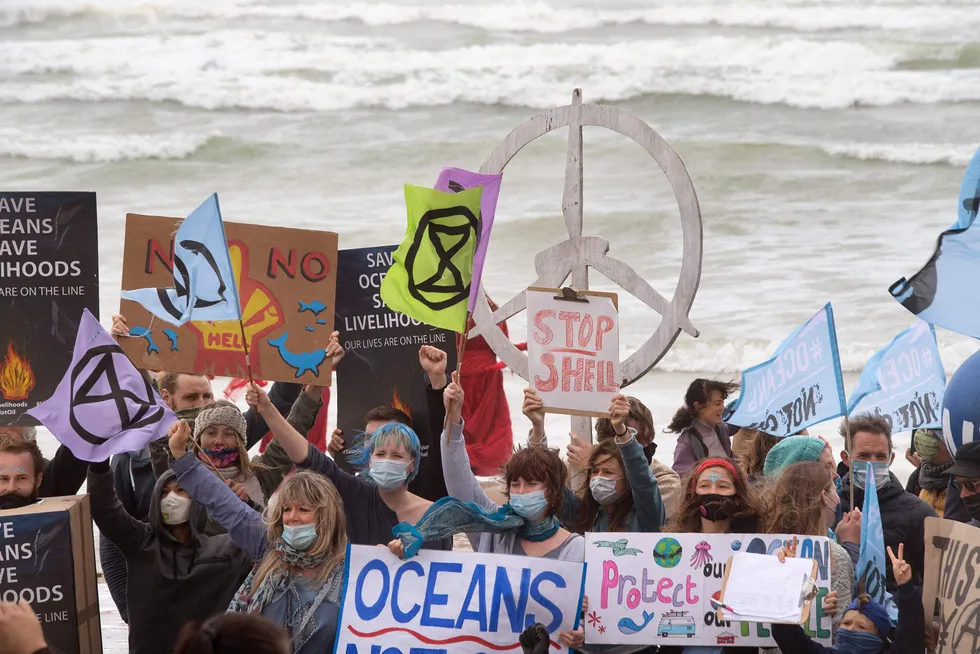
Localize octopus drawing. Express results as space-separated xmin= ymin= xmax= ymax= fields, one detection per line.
xmin=690 ymin=541 xmax=713 ymax=568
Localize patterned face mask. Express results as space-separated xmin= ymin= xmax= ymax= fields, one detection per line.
xmin=203 ymin=447 xmax=239 ymax=468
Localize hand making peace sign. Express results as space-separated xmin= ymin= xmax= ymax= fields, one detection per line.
xmin=887 ymin=543 xmax=911 ymax=586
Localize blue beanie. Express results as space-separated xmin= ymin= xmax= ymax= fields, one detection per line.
xmin=845 ymin=595 xmax=891 ymax=638
xmin=763 ymin=436 xmax=826 ymax=478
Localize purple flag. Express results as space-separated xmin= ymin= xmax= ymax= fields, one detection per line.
xmin=27 ymin=309 xmax=176 ymax=462
xmin=434 ymin=167 xmax=503 ymax=312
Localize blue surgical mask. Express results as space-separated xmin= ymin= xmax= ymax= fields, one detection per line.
xmin=835 ymin=627 xmax=882 ymax=653
xmin=510 ymin=489 xmax=549 ymax=520
xmin=369 ymin=459 xmax=410 ymax=491
xmin=590 ymin=476 xmax=623 ymax=506
xmin=834 ymin=476 xmax=843 ymax=496
xmin=851 ymin=461 xmax=890 ymax=491
xmin=282 ymin=523 xmax=317 ymax=551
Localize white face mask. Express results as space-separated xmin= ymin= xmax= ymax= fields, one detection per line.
xmin=161 ymin=491 xmax=192 ymax=525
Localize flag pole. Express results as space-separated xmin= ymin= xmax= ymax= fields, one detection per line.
xmin=844 ymin=413 xmax=855 ymax=509
xmin=443 ymin=311 xmax=472 ymax=443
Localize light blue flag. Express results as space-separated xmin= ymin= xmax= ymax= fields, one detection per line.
xmin=724 ymin=303 xmax=846 ymax=436
xmin=890 ymin=145 xmax=980 ymax=336
xmin=855 ymin=461 xmax=897 ymax=620
xmin=121 ymin=193 xmax=241 ymax=326
xmin=848 ymin=321 xmax=946 ymax=433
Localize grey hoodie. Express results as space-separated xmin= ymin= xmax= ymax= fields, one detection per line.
xmin=87 ymin=467 xmax=254 ymax=654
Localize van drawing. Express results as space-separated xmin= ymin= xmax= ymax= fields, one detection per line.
xmin=658 ymin=610 xmax=696 ymax=638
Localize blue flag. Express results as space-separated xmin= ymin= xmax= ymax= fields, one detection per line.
xmin=890 ymin=145 xmax=980 ymax=336
xmin=848 ymin=321 xmax=946 ymax=433
xmin=855 ymin=462 xmax=897 ymax=620
xmin=121 ymin=193 xmax=241 ymax=326
xmin=725 ymin=303 xmax=846 ymax=436
xmin=27 ymin=309 xmax=176 ymax=462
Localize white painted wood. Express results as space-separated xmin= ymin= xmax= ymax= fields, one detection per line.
xmin=472 ymin=89 xmax=704 ymax=443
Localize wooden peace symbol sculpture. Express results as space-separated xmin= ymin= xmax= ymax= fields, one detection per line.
xmin=471 ymin=89 xmax=703 ymax=387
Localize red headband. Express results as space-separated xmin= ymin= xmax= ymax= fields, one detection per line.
xmin=691 ymin=458 xmax=740 ymax=488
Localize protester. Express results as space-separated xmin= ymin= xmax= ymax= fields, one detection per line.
xmin=764 ymin=435 xmax=839 ymax=484
xmin=387 ymin=372 xmax=586 ymax=649
xmin=766 ymin=461 xmax=854 ymax=634
xmin=943 ymin=440 xmax=980 ymax=526
xmin=771 ymin=541 xmax=924 ymax=654
xmin=838 ymin=413 xmax=937 ymax=589
xmin=667 ymin=378 xmax=740 ymax=475
xmin=87 ymin=459 xmax=252 ymax=654
xmin=0 ymin=437 xmax=45 ymax=510
xmin=246 ymin=381 xmax=449 ymax=549
xmin=912 ymin=428 xmax=951 ymax=517
xmin=665 ymin=456 xmax=764 ymax=534
xmin=0 ymin=601 xmax=48 ymax=654
xmin=731 ymin=428 xmax=780 ymax=484
xmin=0 ymin=425 xmax=88 ymax=498
xmin=174 ymin=614 xmax=289 ymax=654
xmin=328 ymin=344 xmax=449 ymax=501
xmin=169 ymin=421 xmax=347 ymax=653
xmin=519 ymin=623 xmax=551 ymax=654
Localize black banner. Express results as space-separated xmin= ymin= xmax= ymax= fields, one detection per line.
xmin=0 ymin=193 xmax=99 ymax=426
xmin=0 ymin=510 xmax=79 ymax=654
xmin=335 ymin=245 xmax=456 ymax=474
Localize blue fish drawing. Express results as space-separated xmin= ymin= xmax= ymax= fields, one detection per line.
xmin=129 ymin=326 xmax=160 ymax=355
xmin=316 ymin=319 xmax=326 ymax=325
xmin=162 ymin=329 xmax=180 ymax=351
xmin=618 ymin=611 xmax=655 ymax=635
xmin=268 ymin=333 xmax=327 ymax=377
xmin=298 ymin=300 xmax=327 ymax=316
xmin=304 ymin=326 xmax=315 ymax=332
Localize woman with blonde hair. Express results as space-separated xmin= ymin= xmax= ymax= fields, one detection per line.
xmin=168 ymin=421 xmax=347 ymax=653
xmin=766 ymin=461 xmax=853 ymax=636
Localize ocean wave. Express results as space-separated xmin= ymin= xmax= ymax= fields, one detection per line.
xmin=1 ymin=32 xmax=978 ymax=112
xmin=0 ymin=129 xmax=217 ymax=162
xmin=4 ymin=0 xmax=980 ymax=38
xmin=821 ymin=142 xmax=975 ymax=166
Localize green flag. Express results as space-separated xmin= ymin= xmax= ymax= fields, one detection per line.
xmin=381 ymin=184 xmax=483 ymax=333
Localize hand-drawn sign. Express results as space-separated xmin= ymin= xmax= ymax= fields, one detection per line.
xmin=69 ymin=344 xmax=166 ymax=445
xmin=405 ymin=207 xmax=479 ymax=310
xmin=470 ymin=89 xmax=702 ymax=438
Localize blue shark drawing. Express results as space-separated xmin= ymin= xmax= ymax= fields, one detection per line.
xmin=304 ymin=326 xmax=315 ymax=332
xmin=594 ymin=539 xmax=642 ymax=556
xmin=268 ymin=333 xmax=327 ymax=377
xmin=162 ymin=329 xmax=180 ymax=351
xmin=618 ymin=611 xmax=655 ymax=635
xmin=129 ymin=326 xmax=160 ymax=355
xmin=316 ymin=319 xmax=326 ymax=325
xmin=298 ymin=300 xmax=327 ymax=316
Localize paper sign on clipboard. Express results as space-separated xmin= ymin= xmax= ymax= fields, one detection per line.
xmin=525 ymin=286 xmax=620 ymax=418
xmin=716 ymin=553 xmax=819 ymax=624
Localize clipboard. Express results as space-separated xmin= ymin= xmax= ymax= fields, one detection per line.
xmin=526 ymin=286 xmax=619 ymax=419
xmin=715 ymin=553 xmax=819 ymax=625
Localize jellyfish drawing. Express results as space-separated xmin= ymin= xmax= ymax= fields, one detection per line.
xmin=690 ymin=541 xmax=713 ymax=568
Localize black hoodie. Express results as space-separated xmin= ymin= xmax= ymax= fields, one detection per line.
xmin=87 ymin=467 xmax=253 ymax=654
xmin=839 ymin=471 xmax=937 ymax=590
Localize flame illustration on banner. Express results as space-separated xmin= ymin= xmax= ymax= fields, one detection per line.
xmin=186 ymin=242 xmax=283 ymax=377
xmin=0 ymin=343 xmax=35 ymax=400
xmin=391 ymin=388 xmax=412 ymax=420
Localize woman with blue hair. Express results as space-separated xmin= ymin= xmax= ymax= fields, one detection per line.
xmin=245 ymin=383 xmax=450 ymax=550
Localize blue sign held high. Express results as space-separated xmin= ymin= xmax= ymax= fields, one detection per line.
xmin=725 ymin=303 xmax=846 ymax=436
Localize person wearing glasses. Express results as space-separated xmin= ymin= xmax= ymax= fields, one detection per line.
xmin=944 ymin=441 xmax=980 ymax=527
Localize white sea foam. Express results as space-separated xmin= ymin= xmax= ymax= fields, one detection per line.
xmin=822 ymin=142 xmax=976 ymax=167
xmin=1 ymin=31 xmax=977 ymax=112
xmin=0 ymin=129 xmax=215 ymax=162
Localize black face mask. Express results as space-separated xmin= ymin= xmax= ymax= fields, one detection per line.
xmin=698 ymin=493 xmax=737 ymax=522
xmin=962 ymin=493 xmax=980 ymax=521
xmin=643 ymin=442 xmax=658 ymax=464
xmin=0 ymin=491 xmax=38 ymax=511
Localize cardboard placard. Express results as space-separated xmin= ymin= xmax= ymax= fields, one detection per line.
xmin=119 ymin=214 xmax=338 ymax=384
xmin=0 ymin=495 xmax=101 ymax=654
xmin=334 ymin=245 xmax=456 ymax=474
xmin=336 ymin=545 xmax=585 ymax=654
xmin=584 ymin=532 xmax=833 ymax=648
xmin=0 ymin=193 xmax=99 ymax=426
xmin=922 ymin=517 xmax=980 ymax=653
xmin=526 ymin=286 xmax=620 ymax=418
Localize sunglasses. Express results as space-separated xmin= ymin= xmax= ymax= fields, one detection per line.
xmin=954 ymin=478 xmax=980 ymax=494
